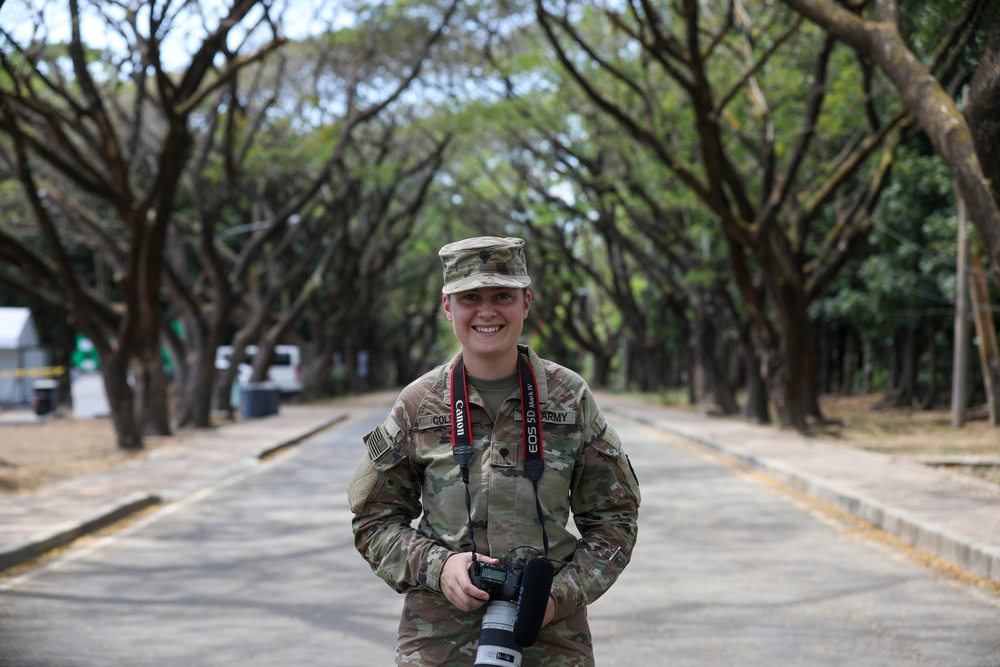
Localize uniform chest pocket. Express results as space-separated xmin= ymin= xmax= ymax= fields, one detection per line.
xmin=488 ymin=440 xmax=520 ymax=469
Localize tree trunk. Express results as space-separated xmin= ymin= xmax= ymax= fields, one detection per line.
xmin=689 ymin=291 xmax=739 ymax=415
xmin=969 ymin=252 xmax=1000 ymax=425
xmin=761 ymin=350 xmax=814 ymax=431
xmin=135 ymin=347 xmax=171 ymax=436
xmin=301 ymin=351 xmax=334 ymax=400
xmin=740 ymin=340 xmax=770 ymax=424
xmin=101 ymin=355 xmax=143 ymax=451
xmin=591 ymin=352 xmax=614 ymax=389
xmin=627 ymin=341 xmax=643 ymax=392
xmin=861 ymin=337 xmax=874 ymax=395
xmin=755 ymin=279 xmax=819 ymax=431
xmin=919 ymin=319 xmax=939 ymax=410
xmin=818 ymin=323 xmax=831 ymax=395
xmin=174 ymin=337 xmax=220 ymax=428
xmin=689 ymin=331 xmax=710 ymax=404
xmin=163 ymin=228 xmax=235 ymax=429
xmin=881 ymin=326 xmax=919 ymax=408
xmin=885 ymin=327 xmax=906 ymax=400
xmin=902 ymin=326 xmax=919 ymax=407
xmin=300 ymin=338 xmax=333 ymax=401
xmin=841 ymin=329 xmax=857 ymax=397
xmin=714 ymin=329 xmax=740 ymax=413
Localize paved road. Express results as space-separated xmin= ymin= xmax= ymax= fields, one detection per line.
xmin=0 ymin=395 xmax=997 ymax=666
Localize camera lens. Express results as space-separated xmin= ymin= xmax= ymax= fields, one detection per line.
xmin=474 ymin=601 xmax=522 ymax=666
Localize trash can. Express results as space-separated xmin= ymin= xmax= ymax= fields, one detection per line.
xmin=32 ymin=379 xmax=58 ymax=416
xmin=265 ymin=385 xmax=280 ymax=416
xmin=240 ymin=382 xmax=279 ymax=418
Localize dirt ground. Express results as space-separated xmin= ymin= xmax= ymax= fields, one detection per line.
xmin=810 ymin=393 xmax=1000 ymax=485
xmin=0 ymin=411 xmax=196 ymax=493
xmin=0 ymin=392 xmax=996 ymax=493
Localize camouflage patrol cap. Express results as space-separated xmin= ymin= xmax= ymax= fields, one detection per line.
xmin=439 ymin=236 xmax=531 ymax=295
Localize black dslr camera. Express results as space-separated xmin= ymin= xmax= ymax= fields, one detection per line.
xmin=469 ymin=560 xmax=524 ymax=602
xmin=469 ymin=555 xmax=554 ymax=667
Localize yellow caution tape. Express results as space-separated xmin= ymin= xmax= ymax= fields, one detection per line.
xmin=0 ymin=366 xmax=67 ymax=378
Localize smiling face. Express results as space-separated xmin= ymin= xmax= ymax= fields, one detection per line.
xmin=442 ymin=287 xmax=532 ymax=379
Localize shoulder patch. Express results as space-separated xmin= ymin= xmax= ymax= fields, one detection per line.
xmin=364 ymin=426 xmax=391 ymax=461
xmin=383 ymin=415 xmax=402 ymax=440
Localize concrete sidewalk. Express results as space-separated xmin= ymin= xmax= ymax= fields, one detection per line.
xmin=0 ymin=404 xmax=346 ymax=572
xmin=596 ymin=392 xmax=1000 ymax=584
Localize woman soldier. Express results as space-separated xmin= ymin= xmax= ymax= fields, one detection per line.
xmin=349 ymin=236 xmax=640 ymax=666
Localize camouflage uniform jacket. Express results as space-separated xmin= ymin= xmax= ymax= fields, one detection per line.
xmin=349 ymin=345 xmax=640 ymax=653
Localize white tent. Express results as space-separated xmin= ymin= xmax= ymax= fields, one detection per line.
xmin=0 ymin=307 xmax=50 ymax=405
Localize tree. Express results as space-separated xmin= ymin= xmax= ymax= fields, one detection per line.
xmin=0 ymin=0 xmax=284 ymax=449
xmin=0 ymin=0 xmax=460 ymax=434
xmin=534 ymin=0 xmax=915 ymax=429
xmin=291 ymin=119 xmax=452 ymax=398
xmin=781 ymin=0 xmax=1000 ymax=290
xmin=165 ymin=0 xmax=459 ymax=423
xmin=443 ymin=7 xmax=749 ymax=406
xmin=811 ymin=142 xmax=967 ymax=408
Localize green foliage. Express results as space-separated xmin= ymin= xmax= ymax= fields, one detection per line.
xmin=811 ymin=142 xmax=959 ymax=341
xmin=901 ymin=0 xmax=999 ymax=70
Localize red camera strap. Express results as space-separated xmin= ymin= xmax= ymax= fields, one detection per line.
xmin=450 ymin=352 xmax=548 ymax=557
xmin=450 ymin=353 xmax=543 ymax=474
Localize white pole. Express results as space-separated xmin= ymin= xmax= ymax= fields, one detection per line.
xmin=950 ymin=160 xmax=971 ymax=427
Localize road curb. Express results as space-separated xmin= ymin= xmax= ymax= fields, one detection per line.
xmin=0 ymin=412 xmax=348 ymax=575
xmin=0 ymin=493 xmax=160 ymax=572
xmin=605 ymin=405 xmax=1000 ymax=583
xmin=257 ymin=414 xmax=348 ymax=460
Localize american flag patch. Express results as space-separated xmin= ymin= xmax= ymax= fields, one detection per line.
xmin=364 ymin=425 xmax=392 ymax=461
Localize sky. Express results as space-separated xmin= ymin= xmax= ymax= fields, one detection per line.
xmin=0 ymin=0 xmax=352 ymax=71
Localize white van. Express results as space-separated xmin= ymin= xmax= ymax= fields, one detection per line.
xmin=215 ymin=344 xmax=302 ymax=395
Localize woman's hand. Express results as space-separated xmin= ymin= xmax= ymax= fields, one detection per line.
xmin=441 ymin=552 xmax=500 ymax=612
xmin=542 ymin=595 xmax=556 ymax=627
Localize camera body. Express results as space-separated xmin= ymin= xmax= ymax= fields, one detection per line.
xmin=469 ymin=561 xmax=524 ymax=602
